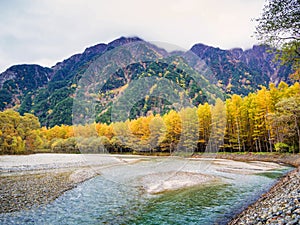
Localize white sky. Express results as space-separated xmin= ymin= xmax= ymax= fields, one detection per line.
xmin=0 ymin=0 xmax=265 ymax=73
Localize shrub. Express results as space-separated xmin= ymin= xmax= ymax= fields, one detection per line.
xmin=274 ymin=142 xmax=289 ymax=153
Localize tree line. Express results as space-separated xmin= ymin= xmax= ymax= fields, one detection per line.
xmin=0 ymin=81 xmax=299 ymax=155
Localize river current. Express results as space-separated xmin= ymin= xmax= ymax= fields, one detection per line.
xmin=0 ymin=156 xmax=291 ymax=225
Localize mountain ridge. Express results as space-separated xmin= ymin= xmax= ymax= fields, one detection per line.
xmin=0 ymin=36 xmax=294 ymax=127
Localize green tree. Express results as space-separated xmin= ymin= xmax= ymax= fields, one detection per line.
xmin=275 ymin=96 xmax=300 ymax=153
xmin=255 ymin=0 xmax=300 ymax=75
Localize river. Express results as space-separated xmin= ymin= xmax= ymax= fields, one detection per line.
xmin=0 ymin=155 xmax=292 ymax=224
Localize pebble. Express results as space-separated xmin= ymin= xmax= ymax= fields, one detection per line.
xmin=0 ymin=170 xmax=83 ymax=213
xmin=229 ymin=168 xmax=300 ymax=225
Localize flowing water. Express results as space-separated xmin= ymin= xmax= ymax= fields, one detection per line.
xmin=0 ymin=156 xmax=292 ymax=225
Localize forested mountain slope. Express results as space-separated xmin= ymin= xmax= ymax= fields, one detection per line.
xmin=0 ymin=37 xmax=294 ymax=127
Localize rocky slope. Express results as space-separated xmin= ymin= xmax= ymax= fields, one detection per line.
xmin=228 ymin=168 xmax=300 ymax=225
xmin=191 ymin=44 xmax=293 ymax=95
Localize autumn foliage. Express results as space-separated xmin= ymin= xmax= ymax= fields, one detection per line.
xmin=0 ymin=82 xmax=299 ymax=155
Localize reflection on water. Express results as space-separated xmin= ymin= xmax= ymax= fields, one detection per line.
xmin=0 ymin=157 xmax=292 ymax=225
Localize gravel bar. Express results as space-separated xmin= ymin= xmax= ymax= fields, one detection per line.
xmin=228 ymin=168 xmax=300 ymax=225
xmin=0 ymin=168 xmax=97 ymax=214
xmin=0 ymin=154 xmax=139 ymax=214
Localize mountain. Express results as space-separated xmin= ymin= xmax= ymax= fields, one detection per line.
xmin=0 ymin=37 xmax=294 ymax=127
xmin=190 ymin=44 xmax=292 ymax=95
xmin=0 ymin=65 xmax=53 ymax=110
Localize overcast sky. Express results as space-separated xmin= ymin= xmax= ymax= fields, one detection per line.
xmin=0 ymin=0 xmax=265 ymax=73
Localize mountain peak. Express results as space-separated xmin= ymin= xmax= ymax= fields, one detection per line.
xmin=83 ymin=43 xmax=107 ymax=55
xmin=107 ymin=36 xmax=144 ymax=48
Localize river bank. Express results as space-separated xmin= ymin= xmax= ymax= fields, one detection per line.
xmin=207 ymin=153 xmax=300 ymax=225
xmin=228 ymin=167 xmax=300 ymax=225
xmin=212 ymin=152 xmax=300 ymax=167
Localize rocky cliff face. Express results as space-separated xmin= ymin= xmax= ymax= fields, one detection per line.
xmin=190 ymin=44 xmax=292 ymax=95
xmin=241 ymin=45 xmax=291 ymax=85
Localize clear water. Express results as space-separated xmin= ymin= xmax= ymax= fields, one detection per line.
xmin=0 ymin=158 xmax=291 ymax=225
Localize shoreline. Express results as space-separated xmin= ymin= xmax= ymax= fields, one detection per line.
xmin=200 ymin=153 xmax=300 ymax=225
xmin=194 ymin=152 xmax=300 ymax=167
xmin=228 ymin=167 xmax=300 ymax=225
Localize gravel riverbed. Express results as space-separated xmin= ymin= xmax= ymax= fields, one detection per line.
xmin=210 ymin=153 xmax=300 ymax=225
xmin=0 ymin=171 xmax=73 ymax=213
xmin=228 ymin=167 xmax=300 ymax=225
xmin=0 ymin=168 xmax=98 ymax=214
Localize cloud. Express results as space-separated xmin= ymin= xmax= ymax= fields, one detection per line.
xmin=0 ymin=0 xmax=264 ymax=72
